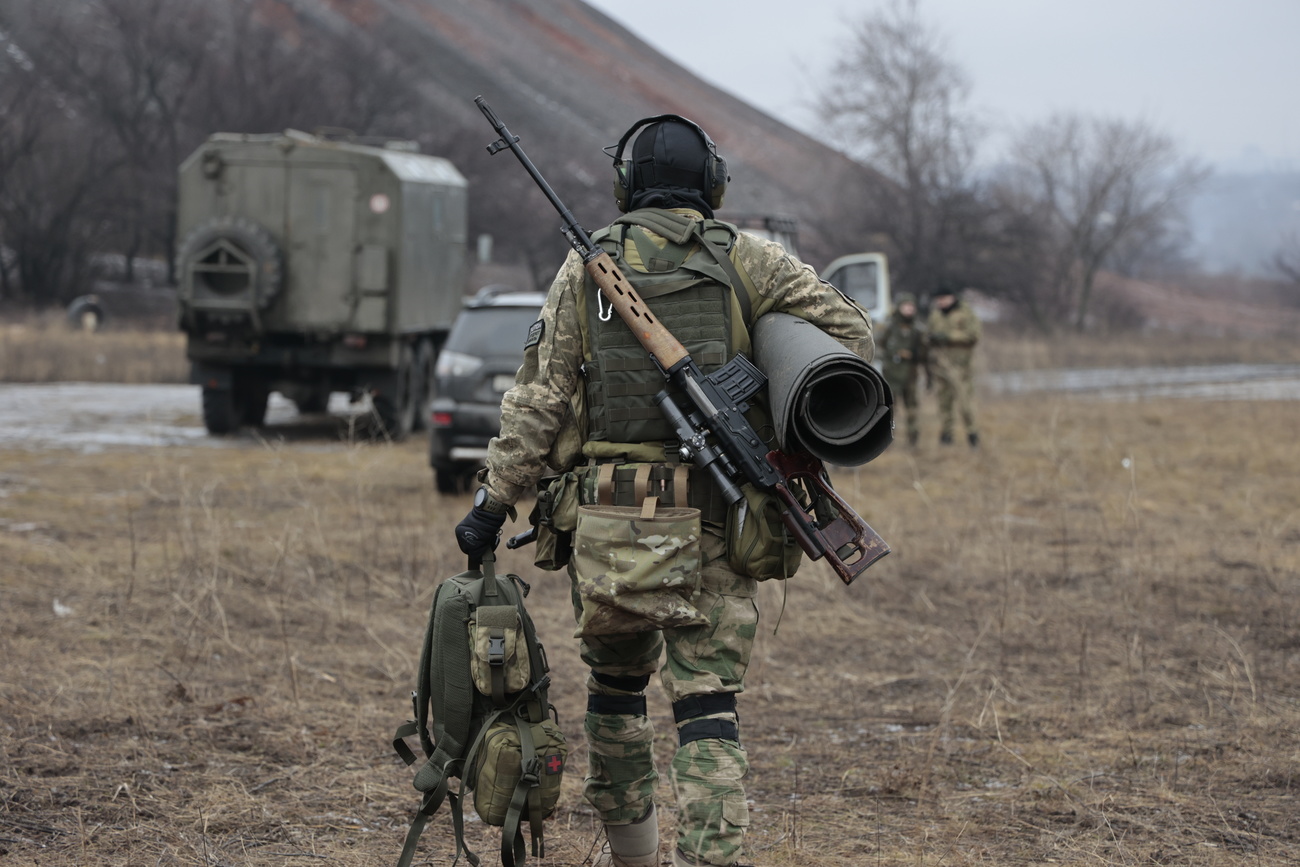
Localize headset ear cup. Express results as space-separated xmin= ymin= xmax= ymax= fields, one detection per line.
xmin=612 ymin=160 xmax=631 ymax=212
xmin=710 ymin=156 xmax=728 ymax=209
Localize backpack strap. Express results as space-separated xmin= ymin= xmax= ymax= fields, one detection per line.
xmin=689 ymin=221 xmax=755 ymax=325
xmin=500 ymin=713 xmax=544 ymax=867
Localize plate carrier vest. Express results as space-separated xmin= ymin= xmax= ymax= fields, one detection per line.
xmin=580 ymin=209 xmax=763 ymax=449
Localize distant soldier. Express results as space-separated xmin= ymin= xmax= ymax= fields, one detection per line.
xmin=926 ymin=283 xmax=981 ymax=447
xmin=879 ymin=292 xmax=926 ymax=447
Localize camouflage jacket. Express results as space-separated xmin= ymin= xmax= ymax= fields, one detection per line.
xmin=484 ymin=208 xmax=875 ymax=505
xmin=926 ymin=299 xmax=981 ymax=350
xmin=879 ymin=313 xmax=926 ymax=382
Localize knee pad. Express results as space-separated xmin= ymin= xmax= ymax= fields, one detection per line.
xmin=671 ymin=694 xmax=739 ymax=746
xmin=589 ymin=670 xmax=651 ymax=716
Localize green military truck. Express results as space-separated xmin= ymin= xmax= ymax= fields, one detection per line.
xmin=176 ymin=130 xmax=468 ymax=438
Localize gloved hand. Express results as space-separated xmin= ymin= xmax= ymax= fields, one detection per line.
xmin=455 ymin=506 xmax=506 ymax=559
xmin=929 ymin=332 xmax=949 ymax=347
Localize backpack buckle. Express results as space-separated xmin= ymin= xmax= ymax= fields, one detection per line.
xmin=488 ymin=634 xmax=506 ymax=667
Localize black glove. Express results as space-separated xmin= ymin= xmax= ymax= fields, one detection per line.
xmin=455 ymin=505 xmax=507 ymax=558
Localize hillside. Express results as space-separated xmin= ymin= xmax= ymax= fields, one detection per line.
xmin=283 ymin=0 xmax=878 ymax=273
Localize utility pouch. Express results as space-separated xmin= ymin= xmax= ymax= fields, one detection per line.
xmin=530 ymin=472 xmax=583 ymax=571
xmin=468 ymin=605 xmax=532 ymax=703
xmin=470 ymin=714 xmax=568 ymax=828
xmin=726 ymin=483 xmax=804 ymax=581
xmin=572 ymin=503 xmax=706 ymax=636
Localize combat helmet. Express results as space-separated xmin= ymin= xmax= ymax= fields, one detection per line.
xmin=606 ymin=115 xmax=728 ymax=213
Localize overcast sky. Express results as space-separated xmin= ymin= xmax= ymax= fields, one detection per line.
xmin=584 ymin=0 xmax=1299 ymax=172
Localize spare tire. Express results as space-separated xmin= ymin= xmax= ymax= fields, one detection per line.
xmin=176 ymin=216 xmax=284 ymax=311
xmin=66 ymin=295 xmax=105 ymax=332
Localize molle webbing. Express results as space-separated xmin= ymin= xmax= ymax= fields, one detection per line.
xmin=586 ymin=462 xmax=729 ymax=525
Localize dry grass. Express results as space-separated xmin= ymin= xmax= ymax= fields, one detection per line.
xmin=1 ymin=381 xmax=1297 ymax=866
xmin=7 ymin=308 xmax=1300 ymax=388
xmin=979 ymin=327 xmax=1300 ymax=373
xmin=0 ymin=317 xmax=187 ymax=384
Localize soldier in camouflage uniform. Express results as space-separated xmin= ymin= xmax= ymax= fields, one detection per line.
xmin=456 ymin=115 xmax=874 ymax=867
xmin=878 ymin=292 xmax=926 ymax=447
xmin=926 ymin=283 xmax=981 ymax=447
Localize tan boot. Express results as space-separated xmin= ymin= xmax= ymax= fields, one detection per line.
xmin=593 ymin=804 xmax=659 ymax=867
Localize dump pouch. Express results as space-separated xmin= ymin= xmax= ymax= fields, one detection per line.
xmin=726 ymin=483 xmax=803 ymax=581
xmin=572 ymin=503 xmax=706 ymax=636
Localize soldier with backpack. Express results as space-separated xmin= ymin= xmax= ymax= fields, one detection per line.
xmin=455 ymin=114 xmax=874 ymax=867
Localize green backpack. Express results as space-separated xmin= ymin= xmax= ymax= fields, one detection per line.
xmin=393 ymin=553 xmax=567 ymax=867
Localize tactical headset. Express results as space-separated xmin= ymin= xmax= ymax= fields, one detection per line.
xmin=606 ymin=114 xmax=729 ymax=212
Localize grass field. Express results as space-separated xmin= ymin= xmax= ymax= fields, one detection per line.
xmin=2 ymin=361 xmax=1297 ymax=865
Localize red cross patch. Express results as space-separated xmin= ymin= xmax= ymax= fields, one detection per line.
xmin=545 ymin=754 xmax=564 ymax=774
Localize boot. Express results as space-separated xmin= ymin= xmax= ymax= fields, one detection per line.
xmin=594 ymin=804 xmax=658 ymax=867
xmin=939 ymin=432 xmax=953 ymax=446
xmin=673 ymin=849 xmax=754 ymax=867
xmin=968 ymin=432 xmax=980 ymax=448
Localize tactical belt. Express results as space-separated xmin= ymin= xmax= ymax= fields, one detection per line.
xmin=586 ymin=461 xmax=729 ymax=524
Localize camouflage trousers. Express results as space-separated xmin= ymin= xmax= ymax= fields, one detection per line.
xmin=931 ymin=348 xmax=978 ymax=438
xmin=884 ymin=365 xmax=921 ymax=443
xmin=570 ymin=531 xmax=757 ymax=867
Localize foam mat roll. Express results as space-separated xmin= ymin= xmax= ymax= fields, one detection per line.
xmin=753 ymin=312 xmax=893 ymax=465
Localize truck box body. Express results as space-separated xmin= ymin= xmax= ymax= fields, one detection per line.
xmin=176 ymin=131 xmax=468 ymax=437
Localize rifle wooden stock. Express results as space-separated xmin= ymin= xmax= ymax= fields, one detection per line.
xmin=767 ymin=450 xmax=890 ymax=585
xmin=586 ymin=250 xmax=689 ymax=370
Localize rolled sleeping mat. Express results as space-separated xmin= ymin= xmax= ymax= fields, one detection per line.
xmin=753 ymin=312 xmax=894 ymax=466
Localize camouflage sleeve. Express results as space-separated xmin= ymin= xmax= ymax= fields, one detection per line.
xmin=939 ymin=304 xmax=981 ymax=345
xmin=958 ymin=305 xmax=983 ymax=345
xmin=733 ymin=234 xmax=874 ymax=361
xmin=484 ymin=252 xmax=586 ymax=505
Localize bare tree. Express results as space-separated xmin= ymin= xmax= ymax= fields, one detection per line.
xmin=0 ymin=0 xmax=423 ymax=304
xmin=1002 ymin=113 xmax=1207 ymax=331
xmin=0 ymin=14 xmax=124 ymax=304
xmin=816 ymin=0 xmax=982 ymax=297
xmin=1273 ymin=231 xmax=1300 ymax=295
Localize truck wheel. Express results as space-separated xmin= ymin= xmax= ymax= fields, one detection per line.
xmin=296 ymin=389 xmax=330 ymax=414
xmin=202 ymin=387 xmax=242 ymax=434
xmin=434 ymin=465 xmax=461 ymax=494
xmin=177 ymin=216 xmax=284 ymax=311
xmin=66 ymin=296 xmax=105 ymax=332
xmin=412 ymin=339 xmax=435 ymax=431
xmin=372 ymin=346 xmax=416 ymax=440
xmin=239 ymin=379 xmax=270 ymax=426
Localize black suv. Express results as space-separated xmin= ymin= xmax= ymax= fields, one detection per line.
xmin=429 ymin=286 xmax=546 ymax=492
